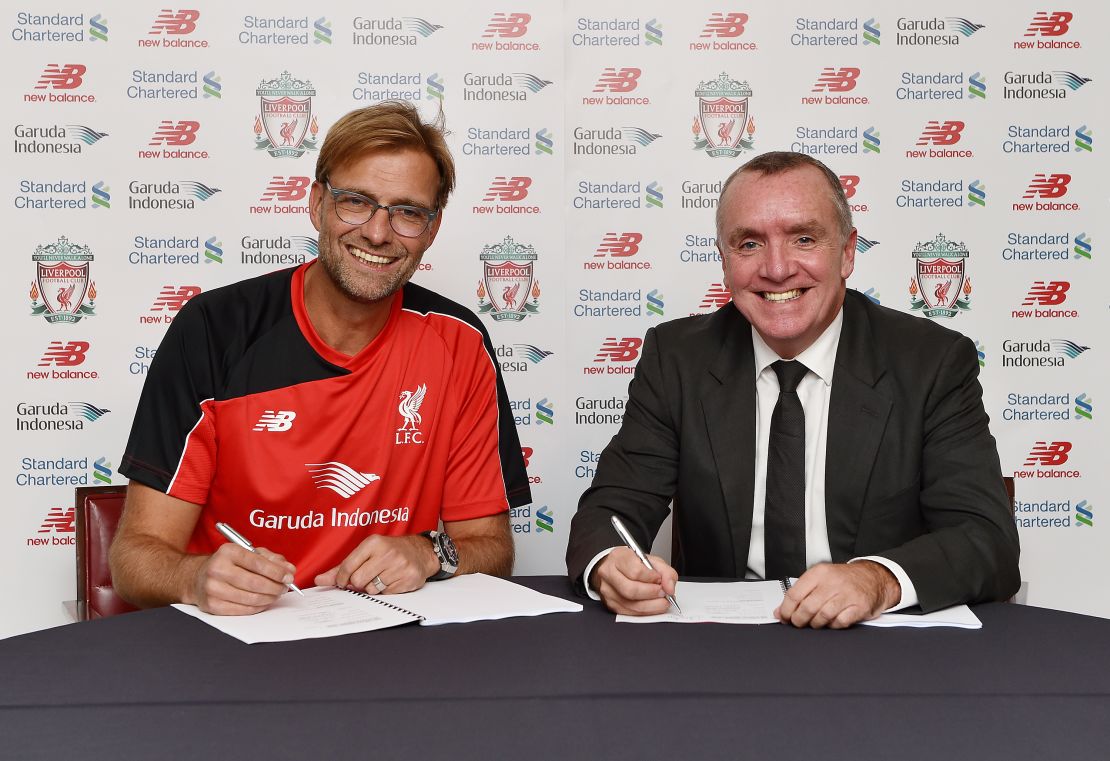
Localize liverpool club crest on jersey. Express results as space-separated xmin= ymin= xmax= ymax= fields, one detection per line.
xmin=396 ymin=383 xmax=427 ymax=445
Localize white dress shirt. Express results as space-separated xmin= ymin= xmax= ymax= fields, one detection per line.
xmin=586 ymin=307 xmax=918 ymax=611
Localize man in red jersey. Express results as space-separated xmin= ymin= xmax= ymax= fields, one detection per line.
xmin=111 ymin=102 xmax=531 ymax=615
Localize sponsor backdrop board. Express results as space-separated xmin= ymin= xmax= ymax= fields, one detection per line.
xmin=1 ymin=1 xmax=1105 ymax=637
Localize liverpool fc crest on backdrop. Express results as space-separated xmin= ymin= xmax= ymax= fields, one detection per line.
xmin=254 ymin=71 xmax=319 ymax=158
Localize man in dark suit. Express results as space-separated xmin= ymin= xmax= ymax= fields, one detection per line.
xmin=566 ymin=152 xmax=1019 ymax=628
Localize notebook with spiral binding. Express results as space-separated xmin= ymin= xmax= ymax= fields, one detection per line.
xmin=174 ymin=573 xmax=582 ymax=643
xmin=616 ymin=579 xmax=793 ymax=625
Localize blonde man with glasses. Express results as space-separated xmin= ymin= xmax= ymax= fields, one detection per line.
xmin=111 ymin=102 xmax=530 ymax=615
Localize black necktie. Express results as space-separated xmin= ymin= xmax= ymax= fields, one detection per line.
xmin=765 ymin=360 xmax=808 ymax=580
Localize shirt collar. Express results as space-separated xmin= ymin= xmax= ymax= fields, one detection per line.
xmin=751 ymin=306 xmax=844 ymax=387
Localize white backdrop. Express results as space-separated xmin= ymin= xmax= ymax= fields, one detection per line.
xmin=2 ymin=1 xmax=1105 ymax=637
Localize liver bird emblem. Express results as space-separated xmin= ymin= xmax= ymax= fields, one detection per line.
xmin=398 ymin=384 xmax=427 ymax=431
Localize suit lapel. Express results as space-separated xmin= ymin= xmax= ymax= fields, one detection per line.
xmin=825 ymin=292 xmax=892 ymax=560
xmin=702 ymin=310 xmax=757 ymax=577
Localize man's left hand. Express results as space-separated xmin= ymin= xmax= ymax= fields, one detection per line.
xmin=314 ymin=535 xmax=438 ymax=594
xmin=774 ymin=561 xmax=900 ymax=629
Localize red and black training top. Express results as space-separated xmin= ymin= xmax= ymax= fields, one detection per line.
xmin=121 ymin=262 xmax=530 ymax=586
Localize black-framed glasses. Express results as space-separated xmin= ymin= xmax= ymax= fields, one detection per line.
xmin=325 ymin=182 xmax=439 ymax=238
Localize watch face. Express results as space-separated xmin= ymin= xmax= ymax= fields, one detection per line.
xmin=438 ymin=533 xmax=459 ymax=568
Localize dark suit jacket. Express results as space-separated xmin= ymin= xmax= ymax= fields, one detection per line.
xmin=566 ymin=290 xmax=1020 ymax=612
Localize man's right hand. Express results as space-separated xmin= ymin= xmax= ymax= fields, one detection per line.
xmin=188 ymin=543 xmax=297 ymax=616
xmin=591 ymin=547 xmax=678 ymax=616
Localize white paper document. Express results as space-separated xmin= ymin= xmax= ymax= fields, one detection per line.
xmin=616 ymin=579 xmax=982 ymax=629
xmin=173 ymin=573 xmax=582 ymax=644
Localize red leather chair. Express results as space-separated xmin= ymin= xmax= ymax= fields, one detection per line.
xmin=74 ymin=485 xmax=138 ymax=620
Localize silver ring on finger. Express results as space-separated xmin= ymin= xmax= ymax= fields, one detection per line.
xmin=372 ymin=575 xmax=387 ymax=593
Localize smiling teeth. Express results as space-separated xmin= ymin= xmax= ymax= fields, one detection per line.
xmin=348 ymin=246 xmax=393 ymax=265
xmin=763 ymin=289 xmax=802 ymax=302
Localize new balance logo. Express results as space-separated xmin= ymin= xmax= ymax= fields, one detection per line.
xmin=306 ymin=462 xmax=380 ymax=498
xmin=699 ymin=284 xmax=731 ymax=311
xmin=839 ymin=175 xmax=860 ymax=199
xmin=594 ymin=337 xmax=643 ymax=363
xmin=483 ymin=12 xmax=530 ymax=37
xmin=149 ymin=120 xmax=200 ymax=146
xmin=150 ymin=9 xmax=200 ymax=35
xmin=595 ymin=232 xmax=643 ymax=257
xmin=483 ymin=176 xmax=531 ymax=202
xmin=1024 ymin=11 xmax=1072 ymax=36
xmin=520 ymin=446 xmax=533 ymax=468
xmin=812 ymin=67 xmax=860 ymax=93
xmin=593 ymin=68 xmax=641 ymax=93
xmin=253 ymin=411 xmax=297 ymax=432
xmin=1022 ymin=281 xmax=1070 ymax=306
xmin=1024 ymin=441 xmax=1071 ymax=466
xmin=39 ymin=341 xmax=90 ymax=367
xmin=35 ymin=64 xmax=86 ymax=90
xmin=39 ymin=507 xmax=76 ymax=533
xmin=1023 ymin=173 xmax=1071 ymax=199
xmin=151 ymin=285 xmax=201 ymax=312
xmin=700 ymin=13 xmax=748 ymax=37
xmin=916 ymin=120 xmax=965 ymax=146
xmin=261 ymin=176 xmax=311 ymax=202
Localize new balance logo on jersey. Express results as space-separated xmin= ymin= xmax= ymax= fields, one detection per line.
xmin=483 ymin=177 xmax=531 ymax=202
xmin=306 ymin=462 xmax=380 ymax=499
xmin=483 ymin=13 xmax=530 ymax=37
xmin=35 ymin=64 xmax=87 ymax=90
xmin=150 ymin=9 xmax=200 ymax=35
xmin=396 ymin=384 xmax=427 ymax=444
xmin=149 ymin=120 xmax=200 ymax=146
xmin=151 ymin=285 xmax=201 ymax=312
xmin=593 ymin=68 xmax=641 ymax=93
xmin=1022 ymin=281 xmax=1070 ymax=306
xmin=39 ymin=341 xmax=90 ymax=367
xmin=812 ymin=68 xmax=860 ymax=93
xmin=253 ymin=411 xmax=297 ymax=432
xmin=261 ymin=176 xmax=311 ymax=202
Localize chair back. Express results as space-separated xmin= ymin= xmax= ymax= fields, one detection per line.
xmin=75 ymin=485 xmax=138 ymax=620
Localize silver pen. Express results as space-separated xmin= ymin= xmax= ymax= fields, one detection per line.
xmin=610 ymin=515 xmax=681 ymax=614
xmin=215 ymin=521 xmax=304 ymax=596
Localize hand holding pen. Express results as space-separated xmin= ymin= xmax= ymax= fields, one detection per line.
xmin=184 ymin=523 xmax=302 ymax=616
xmin=592 ymin=515 xmax=681 ymax=616
xmin=216 ymin=522 xmax=303 ymax=596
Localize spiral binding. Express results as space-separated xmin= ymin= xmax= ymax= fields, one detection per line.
xmin=344 ymin=588 xmax=425 ymax=622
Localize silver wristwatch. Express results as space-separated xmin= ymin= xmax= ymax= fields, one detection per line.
xmin=423 ymin=530 xmax=459 ymax=580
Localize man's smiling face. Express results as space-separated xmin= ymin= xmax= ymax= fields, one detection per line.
xmin=309 ymin=147 xmax=441 ymax=305
xmin=717 ymin=164 xmax=857 ymax=358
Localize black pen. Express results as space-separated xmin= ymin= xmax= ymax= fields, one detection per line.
xmin=215 ymin=522 xmax=304 ymax=596
xmin=610 ymin=515 xmax=681 ymax=613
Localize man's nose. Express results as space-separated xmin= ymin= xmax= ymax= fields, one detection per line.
xmin=360 ymin=206 xmax=392 ymax=244
xmin=759 ymin=241 xmax=794 ymax=280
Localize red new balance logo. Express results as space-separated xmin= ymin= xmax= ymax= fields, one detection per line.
xmin=593 ymin=68 xmax=641 ymax=93
xmin=520 ymin=446 xmax=533 ymax=468
xmin=594 ymin=337 xmax=643 ymax=363
xmin=484 ymin=177 xmax=531 ymax=202
xmin=149 ymin=120 xmax=200 ymax=146
xmin=1024 ymin=11 xmax=1072 ymax=36
xmin=39 ymin=507 xmax=76 ymax=534
xmin=151 ymin=286 xmax=202 ymax=312
xmin=699 ymin=284 xmax=731 ymax=310
xmin=1022 ymin=281 xmax=1070 ymax=306
xmin=812 ymin=67 xmax=860 ymax=93
xmin=38 ymin=341 xmax=90 ymax=367
xmin=595 ymin=232 xmax=643 ymax=258
xmin=1023 ymin=173 xmax=1071 ymax=199
xmin=261 ymin=176 xmax=312 ymax=202
xmin=1024 ymin=441 xmax=1071 ymax=466
xmin=150 ymin=9 xmax=200 ymax=34
xmin=483 ymin=12 xmax=530 ymax=37
xmin=700 ymin=12 xmax=749 ymax=37
xmin=916 ymin=121 xmax=965 ymax=146
xmin=839 ymin=175 xmax=860 ymax=199
xmin=34 ymin=64 xmax=86 ymax=90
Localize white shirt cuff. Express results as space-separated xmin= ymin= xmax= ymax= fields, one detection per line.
xmin=582 ymin=547 xmax=617 ymax=601
xmin=849 ymin=556 xmax=919 ymax=611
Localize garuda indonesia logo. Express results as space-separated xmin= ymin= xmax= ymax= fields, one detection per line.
xmin=478 ymin=236 xmax=540 ymax=322
xmin=910 ymin=233 xmax=971 ymax=319
xmin=692 ymin=72 xmax=755 ymax=157
xmin=30 ymin=236 xmax=96 ymax=324
xmin=254 ymin=71 xmax=319 ymax=158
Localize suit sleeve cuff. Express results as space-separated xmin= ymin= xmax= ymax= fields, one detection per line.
xmin=850 ymin=556 xmax=919 ymax=611
xmin=582 ymin=548 xmax=617 ymax=601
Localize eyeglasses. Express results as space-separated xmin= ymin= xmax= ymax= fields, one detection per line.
xmin=325 ymin=182 xmax=439 ymax=238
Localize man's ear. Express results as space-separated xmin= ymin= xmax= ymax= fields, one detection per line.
xmin=308 ymin=181 xmax=325 ymax=233
xmin=841 ymin=228 xmax=858 ymax=280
